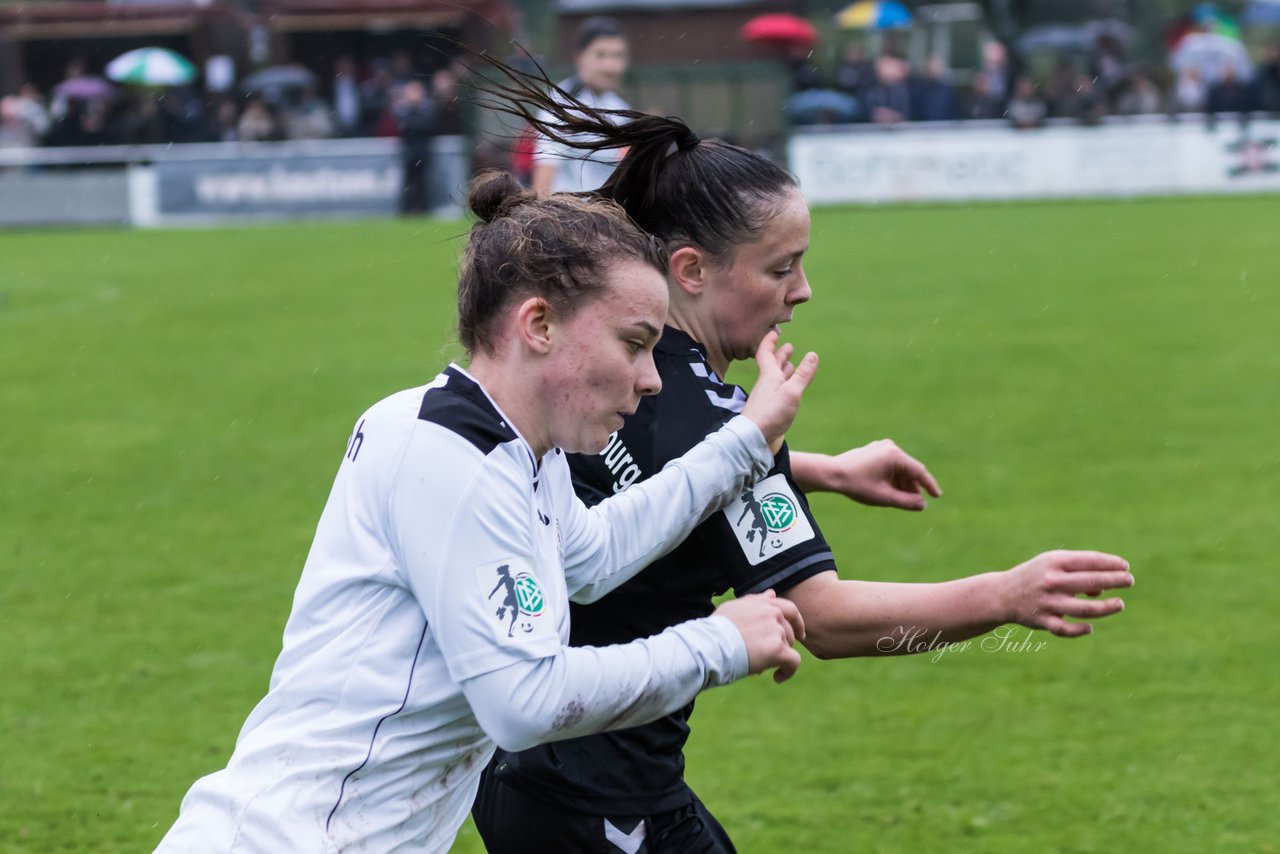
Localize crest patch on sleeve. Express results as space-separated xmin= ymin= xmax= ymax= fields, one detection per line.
xmin=474 ymin=557 xmax=548 ymax=640
xmin=723 ymin=474 xmax=816 ymax=566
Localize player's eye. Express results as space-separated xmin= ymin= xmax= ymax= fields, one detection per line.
xmin=773 ymin=268 xmax=792 ymax=280
xmin=627 ymin=340 xmax=644 ymax=355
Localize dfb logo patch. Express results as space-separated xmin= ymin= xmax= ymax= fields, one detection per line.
xmin=476 ymin=558 xmax=546 ymax=639
xmin=724 ymin=473 xmax=815 ymax=566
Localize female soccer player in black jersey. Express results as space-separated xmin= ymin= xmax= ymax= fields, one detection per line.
xmin=470 ymin=64 xmax=1136 ymax=854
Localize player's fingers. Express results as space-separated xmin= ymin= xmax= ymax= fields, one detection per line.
xmin=902 ymin=454 xmax=943 ymax=497
xmin=753 ymin=330 xmax=781 ymax=377
xmin=771 ymin=594 xmax=806 ymax=641
xmin=772 ymin=646 xmax=802 ymax=683
xmin=1051 ymin=570 xmax=1134 ymax=594
xmin=783 ymin=352 xmax=819 ymax=394
xmin=1048 ymin=550 xmax=1130 ymax=574
xmin=1040 ymin=614 xmax=1093 ymax=638
xmin=889 ymin=491 xmax=928 ymax=511
xmin=1049 ymin=595 xmax=1125 ymax=619
xmin=774 ymin=342 xmax=794 ymax=371
xmin=781 ymin=361 xmax=795 ymax=381
xmin=777 ymin=610 xmax=796 ymax=648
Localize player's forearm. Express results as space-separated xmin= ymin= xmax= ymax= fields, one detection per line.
xmin=461 ymin=616 xmax=746 ymax=752
xmin=788 ymin=450 xmax=833 ymax=493
xmin=798 ymin=574 xmax=1010 ymax=659
xmin=567 ymin=415 xmax=772 ymax=603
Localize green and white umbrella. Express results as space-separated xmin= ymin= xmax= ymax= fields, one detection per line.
xmin=106 ymin=48 xmax=197 ymax=87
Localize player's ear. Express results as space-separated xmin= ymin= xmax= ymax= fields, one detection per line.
xmin=514 ymin=296 xmax=553 ymax=355
xmin=669 ymin=246 xmax=708 ymax=297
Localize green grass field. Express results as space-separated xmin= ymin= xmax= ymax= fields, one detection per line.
xmin=3 ymin=196 xmax=1278 ymax=852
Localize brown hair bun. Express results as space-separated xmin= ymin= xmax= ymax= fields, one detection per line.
xmin=467 ymin=170 xmax=536 ymax=223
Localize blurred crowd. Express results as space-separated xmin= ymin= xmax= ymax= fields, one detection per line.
xmin=0 ymin=52 xmax=467 ymax=149
xmin=5 ymin=18 xmax=1280 ymax=154
xmin=788 ymin=37 xmax=1280 ymax=129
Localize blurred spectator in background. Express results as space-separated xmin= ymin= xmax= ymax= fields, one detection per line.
xmin=1116 ymin=72 xmax=1163 ymax=116
xmin=390 ymin=50 xmax=417 ymax=89
xmin=1255 ymin=44 xmax=1280 ymax=114
xmin=238 ymin=96 xmax=279 ymax=142
xmin=835 ymin=42 xmax=873 ymax=101
xmin=50 ymin=57 xmax=89 ymax=121
xmin=396 ymin=79 xmax=438 ymax=214
xmin=910 ymin=56 xmax=959 ymax=121
xmin=977 ymin=41 xmax=1011 ymax=108
xmin=1 ymin=96 xmax=37 ymax=148
xmin=46 ymin=97 xmax=108 ymax=146
xmin=532 ymin=16 xmax=630 ymax=195
xmin=1044 ymin=58 xmax=1078 ymax=118
xmin=0 ymin=84 xmax=50 ymax=147
xmin=1064 ymin=73 xmax=1105 ymax=125
xmin=1175 ymin=67 xmax=1208 ymax=113
xmin=1206 ymin=64 xmax=1255 ymax=120
xmin=1092 ymin=35 xmax=1128 ymax=110
xmin=787 ymin=44 xmax=824 ymax=93
xmin=210 ymin=98 xmax=239 ymax=142
xmin=1006 ymin=75 xmax=1047 ymax=129
xmin=864 ymin=54 xmax=911 ymax=124
xmin=967 ymin=72 xmax=1003 ymax=119
xmin=164 ymin=87 xmax=212 ymax=143
xmin=284 ymin=85 xmax=334 ymax=140
xmin=332 ymin=54 xmax=364 ymax=137
xmin=362 ymin=61 xmax=396 ymax=136
xmin=116 ymin=92 xmax=167 ymax=144
xmin=432 ymin=65 xmax=466 ymax=137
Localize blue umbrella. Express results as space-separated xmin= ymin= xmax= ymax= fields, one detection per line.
xmin=787 ymin=89 xmax=859 ymax=123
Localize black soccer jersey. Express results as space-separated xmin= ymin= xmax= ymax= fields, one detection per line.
xmin=489 ymin=327 xmax=836 ymax=814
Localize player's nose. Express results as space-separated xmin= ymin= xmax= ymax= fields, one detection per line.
xmin=788 ymin=271 xmax=812 ymax=306
xmin=637 ymin=352 xmax=661 ymax=397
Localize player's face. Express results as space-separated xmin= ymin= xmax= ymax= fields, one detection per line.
xmin=576 ymin=36 xmax=629 ymax=93
xmin=704 ymin=187 xmax=812 ymax=366
xmin=543 ymin=259 xmax=667 ymax=454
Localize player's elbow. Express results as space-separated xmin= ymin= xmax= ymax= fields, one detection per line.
xmin=471 ymin=704 xmax=550 ymax=752
xmin=569 ymin=582 xmax=608 ymax=605
xmin=801 ymin=630 xmax=842 ymax=660
xmin=799 ymin=620 xmax=879 ymax=660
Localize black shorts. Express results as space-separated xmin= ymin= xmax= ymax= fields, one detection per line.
xmin=472 ymin=761 xmax=737 ymax=854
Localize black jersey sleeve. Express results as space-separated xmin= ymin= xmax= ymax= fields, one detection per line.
xmin=693 ymin=443 xmax=835 ymax=596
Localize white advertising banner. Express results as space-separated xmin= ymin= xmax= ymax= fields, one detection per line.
xmin=789 ymin=120 xmax=1280 ymax=205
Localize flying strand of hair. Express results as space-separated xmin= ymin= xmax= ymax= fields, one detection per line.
xmin=461 ymin=46 xmax=694 ymax=158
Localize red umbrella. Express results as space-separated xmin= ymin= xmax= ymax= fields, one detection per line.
xmin=742 ymin=14 xmax=818 ymax=48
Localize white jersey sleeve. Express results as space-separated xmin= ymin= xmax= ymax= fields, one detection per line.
xmin=389 ymin=427 xmax=564 ymax=683
xmin=560 ymin=414 xmax=773 ymax=604
xmin=460 ymin=615 xmax=747 ymax=752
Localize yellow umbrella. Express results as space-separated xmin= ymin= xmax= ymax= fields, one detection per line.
xmin=836 ymin=1 xmax=912 ymax=30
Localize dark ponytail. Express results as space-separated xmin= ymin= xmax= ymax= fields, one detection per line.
xmin=470 ymin=54 xmax=797 ymax=258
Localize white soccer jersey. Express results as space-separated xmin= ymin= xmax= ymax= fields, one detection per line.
xmin=157 ymin=365 xmax=773 ymax=853
xmin=534 ymin=77 xmax=630 ymax=193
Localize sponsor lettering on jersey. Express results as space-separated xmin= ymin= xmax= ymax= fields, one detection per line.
xmin=601 ymin=431 xmax=642 ymax=493
xmin=478 ymin=559 xmax=546 ymax=638
xmin=723 ymin=473 xmax=816 ymax=566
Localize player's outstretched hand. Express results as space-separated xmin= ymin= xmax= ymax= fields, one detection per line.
xmin=1001 ymin=550 xmax=1134 ymax=637
xmin=714 ymin=590 xmax=806 ymax=684
xmin=813 ymin=439 xmax=942 ymax=510
xmin=741 ymin=331 xmax=818 ymax=455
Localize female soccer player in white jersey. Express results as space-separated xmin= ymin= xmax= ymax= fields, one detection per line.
xmin=155 ymin=172 xmax=820 ymax=853
xmin=472 ymin=66 xmax=1136 ymax=853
